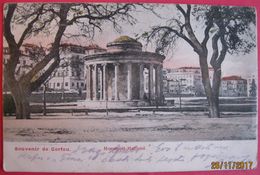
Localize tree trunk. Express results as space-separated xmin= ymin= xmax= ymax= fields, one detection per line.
xmin=199 ymin=54 xmax=220 ymax=118
xmin=11 ymin=84 xmax=31 ymax=119
xmin=211 ymin=67 xmax=222 ymax=117
xmin=43 ymin=84 xmax=47 ymax=116
xmin=208 ymin=97 xmax=220 ymax=118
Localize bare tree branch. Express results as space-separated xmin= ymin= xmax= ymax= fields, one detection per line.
xmin=67 ymin=4 xmax=133 ymax=25
xmin=182 ymin=5 xmax=203 ymax=53
xmin=201 ymin=20 xmax=213 ymax=48
xmin=20 ymin=4 xmax=70 ymax=85
xmin=216 ymin=34 xmax=228 ymax=66
xmin=4 ymin=4 xmax=18 ymax=50
xmin=159 ymin=26 xmax=195 ymax=49
xmin=176 ymin=4 xmax=186 ymax=17
xmin=30 ymin=58 xmax=60 ymax=91
xmin=4 ymin=4 xmax=20 ymax=76
xmin=210 ymin=31 xmax=220 ymax=67
xmin=17 ymin=4 xmax=44 ymax=47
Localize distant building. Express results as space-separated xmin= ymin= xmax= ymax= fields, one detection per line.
xmin=3 ymin=42 xmax=107 ymax=93
xmin=163 ymin=67 xmax=214 ymax=96
xmin=3 ymin=43 xmax=45 ymax=79
xmin=220 ymin=76 xmax=247 ymax=97
xmin=85 ymin=44 xmax=107 ymax=55
xmin=162 ymin=69 xmax=168 ymax=94
xmin=3 ymin=47 xmax=10 ymax=62
xmin=3 ymin=44 xmax=46 ymax=92
xmin=46 ymin=43 xmax=106 ymax=92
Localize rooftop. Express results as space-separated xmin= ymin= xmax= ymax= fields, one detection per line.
xmin=23 ymin=43 xmax=41 ymax=48
xmin=179 ymin=66 xmax=213 ymax=70
xmin=85 ymin=44 xmax=106 ymax=51
xmin=107 ymin=35 xmax=142 ymax=52
xmin=113 ymin=35 xmax=138 ymax=43
xmin=60 ymin=43 xmax=86 ymax=48
xmin=222 ymin=76 xmax=246 ymax=81
xmin=60 ymin=43 xmax=106 ymax=51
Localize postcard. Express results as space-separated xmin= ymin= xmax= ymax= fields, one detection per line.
xmin=2 ymin=2 xmax=258 ymax=173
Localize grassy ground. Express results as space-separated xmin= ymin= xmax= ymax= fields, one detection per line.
xmin=3 ymin=111 xmax=257 ymax=142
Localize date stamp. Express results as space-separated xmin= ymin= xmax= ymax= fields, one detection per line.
xmin=211 ymin=161 xmax=254 ymax=170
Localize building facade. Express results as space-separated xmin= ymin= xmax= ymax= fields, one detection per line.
xmin=84 ymin=36 xmax=165 ymax=107
xmin=46 ymin=43 xmax=106 ymax=92
xmin=220 ymin=76 xmax=247 ymax=97
xmin=3 ymin=43 xmax=45 ymax=80
xmin=3 ymin=44 xmax=46 ymax=92
xmin=163 ymin=66 xmax=249 ymax=97
xmin=163 ymin=67 xmax=214 ymax=96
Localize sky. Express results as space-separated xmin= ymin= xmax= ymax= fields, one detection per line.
xmin=9 ymin=3 xmax=258 ymax=78
xmin=73 ymin=4 xmax=257 ymax=78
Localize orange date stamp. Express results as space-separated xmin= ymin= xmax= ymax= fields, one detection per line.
xmin=211 ymin=161 xmax=253 ymax=170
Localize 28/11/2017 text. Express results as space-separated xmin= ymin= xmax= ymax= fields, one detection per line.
xmin=211 ymin=161 xmax=253 ymax=170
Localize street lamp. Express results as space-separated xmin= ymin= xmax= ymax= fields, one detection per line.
xmin=177 ymin=78 xmax=186 ymax=110
xmin=42 ymin=84 xmax=47 ymax=116
xmin=61 ymin=70 xmax=65 ymax=100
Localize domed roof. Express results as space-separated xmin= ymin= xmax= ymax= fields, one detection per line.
xmin=113 ymin=36 xmax=138 ymax=43
xmin=107 ymin=35 xmax=142 ymax=52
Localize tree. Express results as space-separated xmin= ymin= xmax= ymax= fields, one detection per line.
xmin=250 ymin=79 xmax=257 ymax=97
xmin=4 ymin=3 xmax=136 ymax=119
xmin=142 ymin=5 xmax=256 ymax=117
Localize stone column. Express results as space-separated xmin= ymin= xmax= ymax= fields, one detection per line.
xmin=159 ymin=65 xmax=163 ymax=101
xmin=155 ymin=65 xmax=159 ymax=99
xmin=149 ymin=64 xmax=154 ymax=101
xmin=127 ymin=63 xmax=133 ymax=100
xmin=102 ymin=64 xmax=107 ymax=100
xmin=86 ymin=65 xmax=92 ymax=100
xmin=139 ymin=63 xmax=144 ymax=100
xmin=114 ymin=63 xmax=119 ymax=100
xmin=93 ymin=64 xmax=98 ymax=100
xmin=99 ymin=66 xmax=103 ymax=100
xmin=156 ymin=65 xmax=161 ymax=99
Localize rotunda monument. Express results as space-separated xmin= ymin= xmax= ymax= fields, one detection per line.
xmin=84 ymin=36 xmax=165 ymax=108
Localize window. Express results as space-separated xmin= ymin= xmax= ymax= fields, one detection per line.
xmin=81 ymin=82 xmax=84 ymax=87
xmin=65 ymin=82 xmax=68 ymax=86
xmin=72 ymin=82 xmax=74 ymax=87
xmin=57 ymin=83 xmax=60 ymax=87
